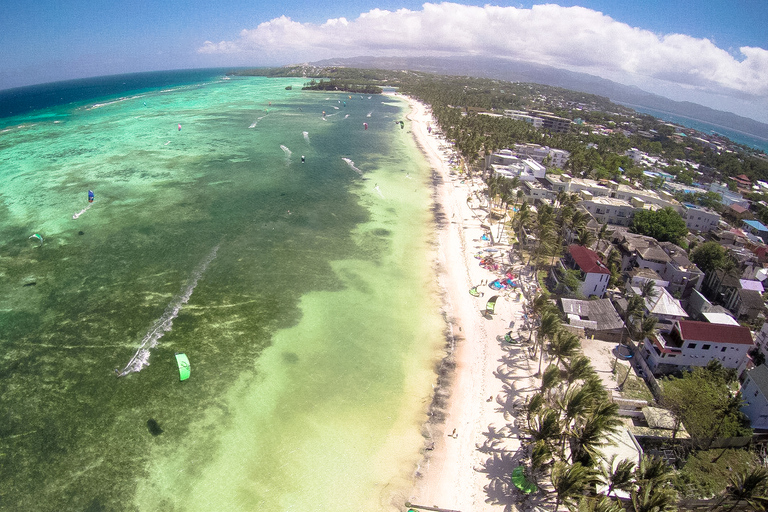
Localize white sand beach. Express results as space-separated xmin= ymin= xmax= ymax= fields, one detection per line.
xmin=403 ymin=96 xmax=543 ymax=511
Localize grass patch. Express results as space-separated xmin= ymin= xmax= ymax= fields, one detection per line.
xmin=615 ymin=363 xmax=655 ymax=402
xmin=675 ymin=448 xmax=761 ymax=498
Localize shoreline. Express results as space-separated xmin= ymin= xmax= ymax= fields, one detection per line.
xmin=401 ymin=95 xmax=539 ymax=511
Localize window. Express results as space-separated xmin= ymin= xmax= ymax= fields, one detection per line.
xmin=687 ymin=343 xmax=696 ymax=349
xmin=702 ymin=344 xmax=711 ymax=350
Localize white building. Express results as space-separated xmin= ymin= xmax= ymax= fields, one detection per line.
xmin=641 ymin=320 xmax=754 ymax=376
xmin=681 ymin=203 xmax=721 ymax=232
xmin=631 ymin=283 xmax=689 ymax=333
xmin=492 ymin=157 xmax=547 ymax=182
xmin=741 ymin=365 xmax=768 ymax=430
xmin=579 ymin=197 xmax=640 ymax=228
xmin=504 ymin=110 xmax=543 ymax=128
xmin=561 ymin=244 xmax=611 ymax=298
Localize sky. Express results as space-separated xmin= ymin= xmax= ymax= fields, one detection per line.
xmin=2 ymin=1 xmax=768 ymax=122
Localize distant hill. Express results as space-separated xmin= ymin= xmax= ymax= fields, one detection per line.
xmin=309 ymin=56 xmax=768 ymax=140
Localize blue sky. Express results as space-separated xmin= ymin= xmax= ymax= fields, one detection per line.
xmin=2 ymin=1 xmax=768 ymax=121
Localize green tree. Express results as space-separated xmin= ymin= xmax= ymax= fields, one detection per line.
xmin=630 ymin=207 xmax=688 ymax=244
xmin=719 ymin=467 xmax=768 ymax=512
xmin=537 ymin=310 xmax=563 ymax=376
xmin=691 ymin=241 xmax=728 ymax=274
xmin=551 ymin=461 xmax=600 ymax=512
xmin=661 ymin=366 xmax=752 ymax=445
xmin=600 ymin=455 xmax=637 ymax=500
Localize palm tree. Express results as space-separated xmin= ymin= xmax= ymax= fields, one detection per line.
xmin=526 ymin=409 xmax=562 ymax=456
xmin=719 ymin=467 xmax=768 ymax=512
xmin=549 ymin=330 xmax=582 ymax=369
xmin=630 ymin=483 xmax=678 ymax=512
xmin=576 ymin=228 xmax=596 ymax=249
xmin=619 ymin=314 xmax=656 ymax=390
xmin=577 ymin=495 xmax=625 ymax=512
xmin=600 ymin=455 xmax=637 ymax=500
xmin=564 ymin=355 xmax=595 ymax=394
xmin=639 ymin=280 xmax=658 ymax=301
xmin=634 ymin=454 xmax=675 ymax=489
xmin=551 ymin=461 xmax=600 ymax=512
xmin=630 ymin=455 xmax=678 ymax=512
xmin=625 ymin=294 xmax=646 ymax=330
xmin=568 ymin=400 xmax=622 ymax=467
xmin=537 ymin=310 xmax=563 ymax=376
xmin=541 ymin=364 xmax=562 ymax=397
xmin=528 ymin=292 xmax=557 ymax=344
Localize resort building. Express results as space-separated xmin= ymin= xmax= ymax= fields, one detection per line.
xmin=512 ymin=143 xmax=571 ymax=168
xmin=641 ymin=320 xmax=754 ymax=376
xmin=503 ymin=110 xmax=572 ymax=134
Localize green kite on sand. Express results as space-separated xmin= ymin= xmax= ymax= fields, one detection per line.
xmin=511 ymin=466 xmax=538 ymax=494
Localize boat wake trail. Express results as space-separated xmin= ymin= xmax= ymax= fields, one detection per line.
xmin=249 ymin=114 xmax=268 ymax=128
xmin=342 ymin=157 xmax=363 ymax=177
xmin=73 ymin=203 xmax=93 ymax=219
xmin=303 ymin=131 xmax=310 ymax=143
xmin=116 ymin=244 xmax=219 ymax=377
xmin=280 ymin=145 xmax=292 ymax=158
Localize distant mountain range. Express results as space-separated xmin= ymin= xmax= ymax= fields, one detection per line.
xmin=310 ymin=56 xmax=768 ymax=141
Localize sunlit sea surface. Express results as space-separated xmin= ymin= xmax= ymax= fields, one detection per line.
xmin=0 ymin=71 xmax=443 ymax=511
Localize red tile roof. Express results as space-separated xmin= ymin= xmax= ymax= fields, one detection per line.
xmin=677 ymin=320 xmax=753 ymax=345
xmin=568 ymin=244 xmax=610 ymax=274
xmin=730 ymin=204 xmax=748 ymax=214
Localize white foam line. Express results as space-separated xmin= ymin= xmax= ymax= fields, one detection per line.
xmin=73 ymin=203 xmax=93 ymax=219
xmin=116 ymin=244 xmax=219 ymax=377
xmin=342 ymin=157 xmax=363 ymax=177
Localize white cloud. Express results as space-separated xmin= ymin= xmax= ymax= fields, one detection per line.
xmin=198 ymin=2 xmax=768 ymax=100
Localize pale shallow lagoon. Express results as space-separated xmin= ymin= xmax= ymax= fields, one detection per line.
xmin=0 ymin=73 xmax=443 ymax=511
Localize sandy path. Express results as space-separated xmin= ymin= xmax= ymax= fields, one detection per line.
xmin=401 ymin=96 xmax=541 ymax=512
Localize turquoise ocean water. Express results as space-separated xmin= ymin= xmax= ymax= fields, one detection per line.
xmin=0 ymin=71 xmax=443 ymax=510
xmin=620 ymin=103 xmax=768 ymax=154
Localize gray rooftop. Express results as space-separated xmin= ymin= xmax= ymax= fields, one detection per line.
xmin=747 ymin=365 xmax=768 ymax=395
xmin=561 ymin=298 xmax=626 ymax=331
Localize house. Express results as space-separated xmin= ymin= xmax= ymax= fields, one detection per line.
xmin=686 ymin=289 xmax=739 ymax=324
xmin=681 ymin=203 xmax=720 ymax=233
xmin=657 ymin=242 xmax=705 ymax=297
xmin=551 ymin=245 xmax=611 ymax=298
xmin=724 ymin=204 xmax=753 ymax=223
xmin=705 ymin=271 xmax=766 ymax=323
xmin=627 ymin=282 xmax=688 ymax=333
xmin=560 ymin=298 xmax=627 ymax=342
xmin=640 ymin=320 xmax=753 ymax=376
xmin=740 ymin=365 xmax=768 ymax=430
xmin=616 ymin=233 xmax=671 ymax=274
xmin=743 ymin=220 xmax=768 ymax=244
